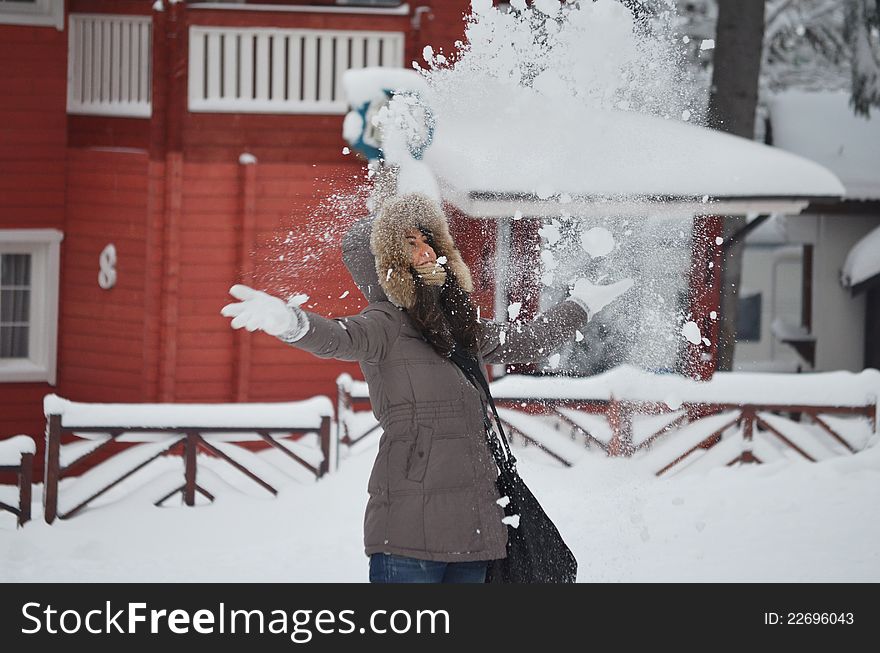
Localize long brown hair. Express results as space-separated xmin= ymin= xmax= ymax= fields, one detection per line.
xmin=407 ymin=230 xmax=484 ymax=358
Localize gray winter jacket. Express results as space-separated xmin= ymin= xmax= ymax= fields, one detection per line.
xmin=289 ymin=218 xmax=590 ymax=562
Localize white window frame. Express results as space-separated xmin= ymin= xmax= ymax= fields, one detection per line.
xmin=0 ymin=229 xmax=63 ymax=385
xmin=0 ymin=0 xmax=64 ymax=31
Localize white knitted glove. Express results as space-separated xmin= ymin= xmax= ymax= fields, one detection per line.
xmin=221 ymin=284 xmax=309 ymax=341
xmin=567 ymin=277 xmax=634 ymax=319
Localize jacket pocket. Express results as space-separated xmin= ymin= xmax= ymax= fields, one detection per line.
xmin=404 ymin=421 xmax=434 ymax=482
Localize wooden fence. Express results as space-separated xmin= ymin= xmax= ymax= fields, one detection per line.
xmin=0 ymin=436 xmax=35 ymax=528
xmin=337 ymin=369 xmax=878 ymax=476
xmin=42 ymin=396 xmax=334 ymax=523
xmin=336 ymin=373 xmax=380 ymax=447
xmin=495 ymin=397 xmax=875 ymax=475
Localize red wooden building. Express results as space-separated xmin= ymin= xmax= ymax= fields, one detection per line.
xmin=0 ymin=0 xmax=477 ymax=476
xmin=0 ymin=0 xmax=845 ymax=481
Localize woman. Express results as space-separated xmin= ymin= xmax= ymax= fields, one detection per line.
xmin=222 ymin=193 xmax=632 ymax=583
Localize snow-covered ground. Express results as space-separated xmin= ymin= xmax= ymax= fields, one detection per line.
xmin=2 ymin=428 xmax=878 ymax=582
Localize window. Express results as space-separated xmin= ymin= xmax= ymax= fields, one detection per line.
xmin=736 ymin=292 xmax=762 ymax=342
xmin=0 ymin=0 xmax=64 ymax=31
xmin=1 ymin=254 xmax=31 ymax=358
xmin=0 ymin=230 xmax=63 ymax=384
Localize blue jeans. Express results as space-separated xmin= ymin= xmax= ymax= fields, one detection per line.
xmin=369 ymin=553 xmax=488 ymax=584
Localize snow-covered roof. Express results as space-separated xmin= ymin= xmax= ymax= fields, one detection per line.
xmin=768 ymin=90 xmax=880 ymax=201
xmin=842 ymin=225 xmax=880 ymax=289
xmin=423 ymin=82 xmax=845 ymax=218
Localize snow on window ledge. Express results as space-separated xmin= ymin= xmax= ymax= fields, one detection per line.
xmin=0 ymin=359 xmax=55 ymax=384
xmin=770 ymin=317 xmax=814 ymax=343
xmin=0 ymin=0 xmax=65 ymax=31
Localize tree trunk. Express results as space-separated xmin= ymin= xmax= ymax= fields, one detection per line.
xmin=707 ymin=0 xmax=766 ymax=371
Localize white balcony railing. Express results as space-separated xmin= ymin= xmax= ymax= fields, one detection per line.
xmin=67 ymin=14 xmax=153 ymax=118
xmin=188 ymin=26 xmax=404 ymax=114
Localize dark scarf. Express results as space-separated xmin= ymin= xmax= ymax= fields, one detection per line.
xmin=448 ymin=344 xmax=514 ymax=468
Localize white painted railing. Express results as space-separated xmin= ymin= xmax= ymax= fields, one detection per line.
xmin=188 ymin=26 xmax=404 ymax=114
xmin=67 ymin=14 xmax=153 ymax=118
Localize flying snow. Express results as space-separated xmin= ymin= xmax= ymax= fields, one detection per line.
xmin=681 ymin=321 xmax=702 ymax=345
xmin=507 ymin=302 xmax=522 ymax=321
xmin=580 ymin=227 xmax=616 ymax=258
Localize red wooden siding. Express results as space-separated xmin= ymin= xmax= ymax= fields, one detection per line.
xmin=685 ymin=214 xmax=724 ymax=380
xmin=59 ymin=149 xmax=152 ymax=402
xmin=0 ymin=22 xmax=67 ymax=453
xmin=162 ymin=159 xmax=368 ymax=403
xmin=187 ymin=6 xmax=412 ymax=32
xmin=68 ymin=116 xmax=152 ymax=151
xmin=447 ymin=205 xmax=498 ymax=319
xmin=248 ymin=162 xmax=368 ymax=401
xmin=184 ymin=114 xmax=358 ymax=165
xmin=0 ymin=24 xmax=67 ymax=229
xmin=69 ymin=0 xmax=153 ymax=16
xmin=168 ymin=161 xmax=238 ymax=401
xmin=419 ymin=1 xmax=472 ymax=63
xmin=0 ymin=0 xmax=477 ymax=469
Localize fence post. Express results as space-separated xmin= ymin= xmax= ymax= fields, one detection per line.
xmin=336 ymin=374 xmax=352 ymax=446
xmin=184 ymin=433 xmax=197 ymax=506
xmin=43 ymin=414 xmax=61 ymax=524
xmin=607 ymin=398 xmax=634 ymax=457
xmin=318 ymin=416 xmax=331 ymax=478
xmin=741 ymin=405 xmax=757 ymax=463
xmin=19 ymin=452 xmax=33 ymax=527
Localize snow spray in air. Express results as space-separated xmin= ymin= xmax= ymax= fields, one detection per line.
xmin=415 ymin=0 xmax=706 ymax=375
xmin=260 ymin=0 xmax=707 ymax=369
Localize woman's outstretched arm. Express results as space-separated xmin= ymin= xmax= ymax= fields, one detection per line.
xmin=287 ymin=305 xmax=403 ymax=364
xmin=479 ymin=277 xmax=634 ymax=365
xmin=222 ymin=284 xmax=402 ymax=364
xmin=479 ymin=300 xmax=589 ymax=365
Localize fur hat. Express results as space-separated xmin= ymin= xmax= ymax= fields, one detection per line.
xmin=370 ymin=193 xmax=474 ymax=309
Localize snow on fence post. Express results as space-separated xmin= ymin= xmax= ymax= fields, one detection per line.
xmin=0 ymin=437 xmax=35 ymax=527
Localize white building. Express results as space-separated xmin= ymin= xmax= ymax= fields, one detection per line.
xmin=735 ymin=91 xmax=880 ymax=373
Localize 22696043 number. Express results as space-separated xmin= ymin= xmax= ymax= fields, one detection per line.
xmin=789 ymin=613 xmax=853 ymax=625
